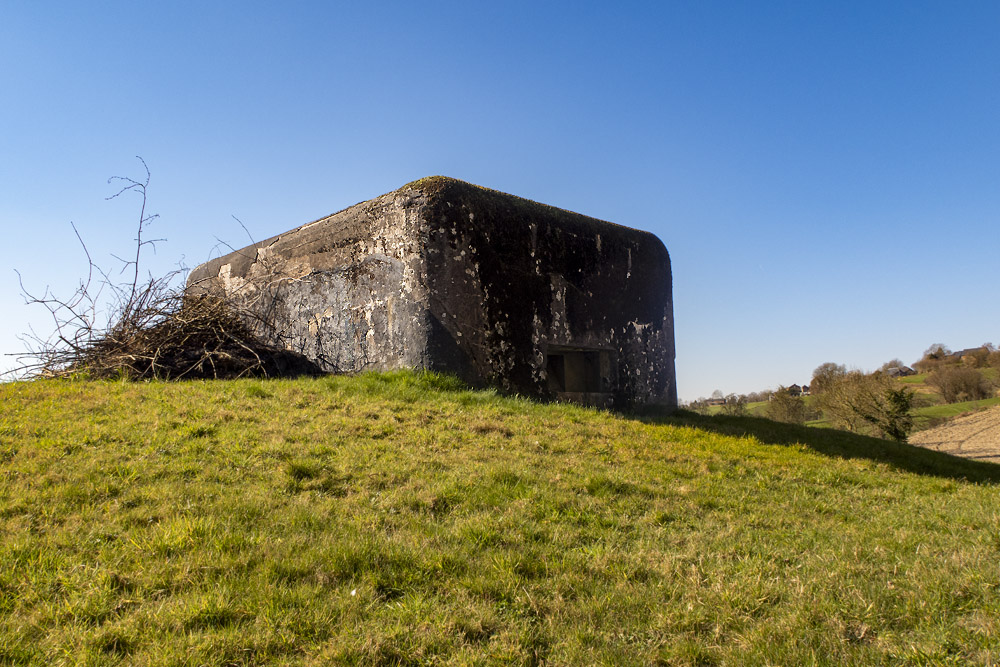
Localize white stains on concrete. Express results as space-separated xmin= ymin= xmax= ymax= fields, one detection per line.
xmin=548 ymin=277 xmax=571 ymax=340
xmin=217 ymin=262 xmax=258 ymax=299
xmin=256 ymin=246 xmax=273 ymax=263
xmin=307 ymin=307 xmax=334 ymax=336
xmin=530 ymin=312 xmax=546 ymax=379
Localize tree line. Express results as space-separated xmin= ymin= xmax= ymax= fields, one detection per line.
xmin=688 ymin=342 xmax=1000 ymax=443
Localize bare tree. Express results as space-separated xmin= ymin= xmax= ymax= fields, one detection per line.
xmin=927 ymin=366 xmax=992 ymax=403
xmin=810 ymin=362 xmax=847 ymax=396
xmin=721 ymin=393 xmax=748 ymax=416
xmin=766 ymin=386 xmax=808 ymax=425
xmin=914 ymin=343 xmax=952 ymax=373
xmin=819 ymin=371 xmax=914 ymax=442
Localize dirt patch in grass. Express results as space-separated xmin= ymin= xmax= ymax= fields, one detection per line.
xmin=909 ymin=405 xmax=1000 ymax=461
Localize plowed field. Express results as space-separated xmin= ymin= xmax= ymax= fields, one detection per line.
xmin=909 ymin=405 xmax=1000 ymax=461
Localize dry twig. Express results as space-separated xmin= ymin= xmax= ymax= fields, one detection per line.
xmin=10 ymin=158 xmax=319 ymax=381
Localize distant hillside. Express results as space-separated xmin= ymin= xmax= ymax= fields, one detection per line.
xmin=899 ymin=369 xmax=1000 ymax=430
xmin=701 ymin=354 xmax=1000 ymax=442
xmin=3 ymin=373 xmax=1000 ymax=663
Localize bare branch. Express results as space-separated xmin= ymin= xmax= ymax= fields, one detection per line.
xmin=12 ymin=159 xmax=320 ymax=382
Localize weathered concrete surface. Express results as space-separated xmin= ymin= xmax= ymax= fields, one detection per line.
xmin=188 ymin=189 xmax=432 ymax=374
xmin=188 ymin=177 xmax=676 ymax=408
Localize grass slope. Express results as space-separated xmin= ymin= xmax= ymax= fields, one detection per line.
xmin=912 ymin=397 xmax=1000 ymax=430
xmin=3 ymin=373 xmax=1000 ymax=665
xmin=901 ymin=371 xmax=1000 ymax=431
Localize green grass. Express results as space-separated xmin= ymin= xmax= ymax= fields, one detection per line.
xmin=894 ymin=367 xmax=1000 ymax=430
xmin=911 ymin=396 xmax=1000 ymax=430
xmin=705 ymin=400 xmax=769 ymax=417
xmin=4 ymin=372 xmax=1000 ymax=664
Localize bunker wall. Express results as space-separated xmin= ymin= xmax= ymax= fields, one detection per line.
xmin=187 ymin=190 xmax=432 ymax=373
xmin=416 ymin=182 xmax=675 ymax=408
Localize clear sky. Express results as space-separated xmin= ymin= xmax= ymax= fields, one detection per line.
xmin=2 ymin=1 xmax=998 ymax=401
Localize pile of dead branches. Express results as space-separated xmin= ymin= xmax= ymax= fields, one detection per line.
xmin=13 ymin=158 xmax=319 ymax=381
xmin=34 ymin=291 xmax=318 ymax=380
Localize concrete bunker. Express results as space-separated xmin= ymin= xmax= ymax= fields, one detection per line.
xmin=187 ymin=176 xmax=676 ymax=408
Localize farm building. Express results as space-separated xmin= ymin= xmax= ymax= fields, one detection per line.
xmin=187 ymin=177 xmax=676 ymax=408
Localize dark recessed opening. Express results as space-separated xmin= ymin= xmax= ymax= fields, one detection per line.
xmin=546 ymin=348 xmax=607 ymax=393
xmin=546 ymin=354 xmax=566 ymax=392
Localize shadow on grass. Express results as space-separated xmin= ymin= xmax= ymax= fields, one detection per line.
xmin=636 ymin=409 xmax=1000 ymax=484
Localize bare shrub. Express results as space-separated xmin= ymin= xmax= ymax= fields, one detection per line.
xmin=12 ymin=159 xmax=318 ymax=381
xmin=990 ymin=350 xmax=1000 ymax=372
xmin=721 ymin=394 xmax=748 ymax=416
xmin=810 ymin=362 xmax=847 ymax=396
xmin=927 ymin=367 xmax=993 ymax=404
xmin=818 ymin=371 xmax=914 ymax=442
xmin=766 ymin=387 xmax=808 ymax=425
xmin=913 ymin=343 xmax=951 ymax=373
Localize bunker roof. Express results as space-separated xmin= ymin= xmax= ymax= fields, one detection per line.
xmin=321 ymin=175 xmax=661 ymax=244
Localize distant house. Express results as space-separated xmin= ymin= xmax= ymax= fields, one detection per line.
xmin=884 ymin=366 xmax=917 ymax=378
xmin=788 ymin=384 xmax=802 ymax=397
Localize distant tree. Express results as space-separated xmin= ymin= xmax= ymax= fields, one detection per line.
xmin=924 ymin=343 xmax=952 ymax=358
xmin=819 ymin=371 xmax=914 ymax=442
xmin=914 ymin=343 xmax=952 ymax=372
xmin=811 ymin=362 xmax=847 ymax=396
xmin=711 ymin=389 xmax=724 ymax=400
xmin=816 ymin=376 xmax=865 ymax=433
xmin=927 ymin=367 xmax=993 ymax=403
xmin=960 ymin=347 xmax=990 ymax=369
xmin=687 ymin=398 xmax=710 ymax=414
xmin=855 ymin=376 xmax=914 ymax=443
xmin=721 ymin=393 xmax=748 ymax=416
xmin=766 ymin=387 xmax=808 ymax=425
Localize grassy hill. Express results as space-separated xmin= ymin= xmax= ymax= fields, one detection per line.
xmin=898 ymin=372 xmax=1000 ymax=431
xmin=3 ymin=374 xmax=1000 ymax=664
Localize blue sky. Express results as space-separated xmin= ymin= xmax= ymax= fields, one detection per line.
xmin=2 ymin=1 xmax=998 ymax=401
